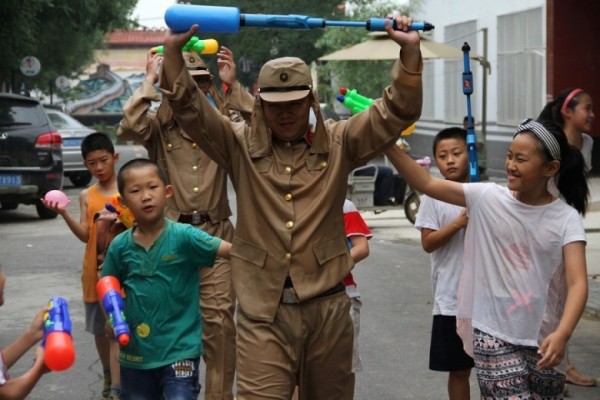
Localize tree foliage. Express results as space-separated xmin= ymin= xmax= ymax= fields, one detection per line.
xmin=315 ymin=0 xmax=422 ymax=106
xmin=0 ymin=0 xmax=137 ymax=94
xmin=192 ymin=0 xmax=423 ymax=110
xmin=191 ymin=0 xmax=346 ymax=90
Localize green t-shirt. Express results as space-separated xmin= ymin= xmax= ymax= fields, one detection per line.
xmin=102 ymin=219 xmax=221 ymax=369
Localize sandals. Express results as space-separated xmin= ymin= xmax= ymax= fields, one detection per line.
xmin=566 ymin=365 xmax=597 ymax=387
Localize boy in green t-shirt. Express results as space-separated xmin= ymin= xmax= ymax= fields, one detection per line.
xmin=101 ymin=158 xmax=231 ymax=399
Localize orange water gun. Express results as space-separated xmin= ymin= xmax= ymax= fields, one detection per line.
xmin=105 ymin=194 xmax=135 ymax=228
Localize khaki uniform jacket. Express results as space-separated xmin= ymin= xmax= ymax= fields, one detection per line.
xmin=117 ymin=81 xmax=232 ymax=231
xmin=161 ymin=57 xmax=422 ymax=322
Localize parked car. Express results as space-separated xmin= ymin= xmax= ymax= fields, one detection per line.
xmin=44 ymin=106 xmax=97 ymax=187
xmin=0 ymin=93 xmax=63 ymax=219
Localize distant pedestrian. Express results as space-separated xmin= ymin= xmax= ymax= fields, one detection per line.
xmin=539 ymin=87 xmax=597 ymax=391
xmin=41 ymin=133 xmax=121 ymax=400
xmin=414 ymin=127 xmax=473 ymax=400
xmin=386 ymin=118 xmax=589 ymax=399
xmin=102 ymin=158 xmax=232 ymax=399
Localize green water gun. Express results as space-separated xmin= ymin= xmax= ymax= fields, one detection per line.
xmin=151 ymin=37 xmax=219 ymax=55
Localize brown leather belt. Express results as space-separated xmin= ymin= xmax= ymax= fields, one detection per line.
xmin=178 ymin=212 xmax=210 ymax=225
xmin=281 ymin=279 xmax=345 ymax=304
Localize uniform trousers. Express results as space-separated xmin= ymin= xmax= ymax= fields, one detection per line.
xmin=235 ymin=290 xmax=354 ymax=400
xmin=197 ymin=220 xmax=236 ymax=400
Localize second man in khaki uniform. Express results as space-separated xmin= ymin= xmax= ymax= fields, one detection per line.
xmin=117 ymin=51 xmax=236 ymax=400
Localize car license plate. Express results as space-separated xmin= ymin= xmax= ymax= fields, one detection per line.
xmin=0 ymin=174 xmax=22 ymax=186
xmin=63 ymin=138 xmax=82 ymax=147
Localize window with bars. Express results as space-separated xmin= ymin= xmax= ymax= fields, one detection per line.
xmin=497 ymin=8 xmax=544 ymax=125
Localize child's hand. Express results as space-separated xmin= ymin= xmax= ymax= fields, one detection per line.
xmin=454 ymin=208 xmax=469 ymax=229
xmin=537 ymin=331 xmax=568 ymax=369
xmin=26 ymin=308 xmax=47 ymax=343
xmin=104 ymin=321 xmax=116 ymax=340
xmin=34 ymin=346 xmax=51 ymax=374
xmin=40 ymin=198 xmax=67 ymax=216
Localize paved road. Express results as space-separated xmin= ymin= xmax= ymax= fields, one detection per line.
xmin=0 ymin=187 xmax=599 ymax=399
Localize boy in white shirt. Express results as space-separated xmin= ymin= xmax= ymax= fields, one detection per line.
xmin=414 ymin=128 xmax=473 ymax=400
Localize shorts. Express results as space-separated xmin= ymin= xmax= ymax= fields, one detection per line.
xmin=121 ymin=358 xmax=201 ymax=400
xmin=85 ymin=302 xmax=108 ymax=336
xmin=473 ymin=328 xmax=565 ymax=398
xmin=429 ymin=315 xmax=474 ymax=371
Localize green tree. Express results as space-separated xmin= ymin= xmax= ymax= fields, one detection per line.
xmin=0 ymin=0 xmax=137 ymax=94
xmin=315 ymin=0 xmax=423 ymax=106
xmin=191 ymin=0 xmax=345 ymax=89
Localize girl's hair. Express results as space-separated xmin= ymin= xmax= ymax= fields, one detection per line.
xmin=538 ymin=87 xmax=589 ymax=126
xmin=515 ymin=118 xmax=589 ymax=215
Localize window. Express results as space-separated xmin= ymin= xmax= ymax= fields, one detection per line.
xmin=497 ymin=8 xmax=544 ymax=125
xmin=444 ymin=20 xmax=478 ymax=124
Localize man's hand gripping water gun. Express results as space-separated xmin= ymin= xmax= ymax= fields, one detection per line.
xmin=97 ymin=276 xmax=130 ymax=346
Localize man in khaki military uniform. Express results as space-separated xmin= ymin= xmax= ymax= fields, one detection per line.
xmin=117 ymin=50 xmax=236 ymax=400
xmin=159 ymin=16 xmax=423 ymax=400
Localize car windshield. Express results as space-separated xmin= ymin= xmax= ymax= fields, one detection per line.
xmin=46 ymin=110 xmax=86 ymax=129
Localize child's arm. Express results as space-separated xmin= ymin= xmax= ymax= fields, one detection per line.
xmin=384 ymin=145 xmax=466 ymax=207
xmin=2 ymin=309 xmax=45 ymax=369
xmin=537 ymin=241 xmax=588 ymax=369
xmin=42 ymin=189 xmax=90 ymax=243
xmin=421 ymin=208 xmax=468 ymax=253
xmin=0 ymin=346 xmax=48 ymax=400
xmin=216 ymin=240 xmax=232 ymax=259
xmin=349 ymin=235 xmax=369 ymax=264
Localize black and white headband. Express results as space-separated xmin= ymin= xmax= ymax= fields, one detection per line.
xmin=514 ymin=118 xmax=561 ymax=161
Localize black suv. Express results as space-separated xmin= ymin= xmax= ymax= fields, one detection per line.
xmin=0 ymin=93 xmax=63 ymax=219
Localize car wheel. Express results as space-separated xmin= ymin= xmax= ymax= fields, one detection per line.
xmin=0 ymin=201 xmax=19 ymax=210
xmin=404 ymin=190 xmax=421 ymax=225
xmin=70 ymin=172 xmax=92 ymax=187
xmin=36 ymin=200 xmax=59 ymax=219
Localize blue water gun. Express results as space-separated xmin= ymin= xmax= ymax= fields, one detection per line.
xmin=42 ymin=297 xmax=76 ymax=371
xmin=165 ymin=4 xmax=434 ymax=33
xmin=462 ymin=42 xmax=479 ymax=182
xmin=97 ymin=276 xmax=131 ymax=346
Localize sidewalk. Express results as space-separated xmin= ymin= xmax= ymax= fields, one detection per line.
xmin=361 ymin=176 xmax=600 ymax=320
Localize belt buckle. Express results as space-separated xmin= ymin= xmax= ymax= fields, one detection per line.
xmin=192 ymin=212 xmax=203 ymax=225
xmin=281 ymin=287 xmax=299 ymax=304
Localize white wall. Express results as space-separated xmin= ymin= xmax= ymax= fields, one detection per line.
xmin=415 ymin=0 xmax=545 ymax=126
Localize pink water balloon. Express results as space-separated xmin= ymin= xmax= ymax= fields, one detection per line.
xmin=44 ymin=190 xmax=71 ymax=208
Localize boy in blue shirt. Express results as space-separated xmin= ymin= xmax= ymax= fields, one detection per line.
xmin=101 ymin=158 xmax=231 ymax=399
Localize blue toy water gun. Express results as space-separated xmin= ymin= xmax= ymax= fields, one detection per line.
xmin=165 ymin=4 xmax=434 ymax=33
xmin=462 ymin=42 xmax=479 ymax=182
xmin=42 ymin=297 xmax=76 ymax=371
xmin=97 ymin=276 xmax=131 ymax=346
